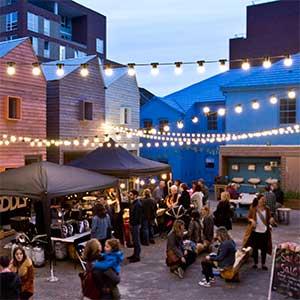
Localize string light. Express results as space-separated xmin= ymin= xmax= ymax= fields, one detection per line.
xmin=6 ymin=62 xmax=16 ymax=76
xmin=161 ymin=174 xmax=167 ymax=180
xmin=139 ymin=180 xmax=145 ymax=186
xmin=218 ymin=108 xmax=226 ymax=116
xmin=120 ymin=183 xmax=126 ymax=189
xmin=80 ymin=63 xmax=89 ymax=77
xmin=234 ymin=104 xmax=243 ymax=114
xmin=177 ymin=121 xmax=184 ymax=129
xmin=163 ymin=125 xmax=170 ymax=132
xmin=270 ymin=95 xmax=278 ymax=104
xmin=241 ymin=59 xmax=250 ymax=71
xmin=174 ymin=62 xmax=183 ymax=75
xmin=192 ymin=116 xmax=199 ymax=123
xmin=150 ymin=178 xmax=156 ymax=185
xmin=56 ymin=63 xmax=65 ymax=77
xmin=104 ymin=64 xmax=113 ymax=76
xmin=288 ymin=90 xmax=296 ymax=99
xmin=150 ymin=63 xmax=159 ymax=76
xmin=219 ymin=59 xmax=228 ymax=72
xmin=283 ymin=55 xmax=293 ymax=67
xmin=262 ymin=57 xmax=272 ymax=69
xmin=197 ymin=60 xmax=205 ymax=74
xmin=127 ymin=63 xmax=136 ymax=76
xmin=203 ymin=106 xmax=210 ymax=114
xmin=252 ymin=100 xmax=260 ymax=110
xmin=32 ymin=63 xmax=41 ymax=76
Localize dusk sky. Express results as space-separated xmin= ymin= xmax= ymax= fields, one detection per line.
xmin=77 ymin=0 xmax=274 ymax=97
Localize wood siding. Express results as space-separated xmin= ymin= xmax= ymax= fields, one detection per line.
xmin=0 ymin=39 xmax=47 ymax=169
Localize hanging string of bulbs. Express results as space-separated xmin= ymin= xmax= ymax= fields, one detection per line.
xmin=1 ymin=124 xmax=299 ymax=149
xmin=3 ymin=54 xmax=294 ymax=78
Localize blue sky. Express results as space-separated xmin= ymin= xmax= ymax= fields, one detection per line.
xmin=76 ymin=0 xmax=274 ymax=96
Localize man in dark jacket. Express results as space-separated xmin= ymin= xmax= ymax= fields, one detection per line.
xmin=0 ymin=256 xmax=21 ymax=300
xmin=128 ymin=190 xmax=143 ymax=263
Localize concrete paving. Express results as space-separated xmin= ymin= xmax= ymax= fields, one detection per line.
xmin=34 ymin=208 xmax=300 ymax=300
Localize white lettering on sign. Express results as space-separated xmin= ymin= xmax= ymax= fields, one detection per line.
xmin=0 ymin=196 xmax=28 ymax=213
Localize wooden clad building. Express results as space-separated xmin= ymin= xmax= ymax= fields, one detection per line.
xmin=0 ymin=37 xmax=47 ymax=171
xmin=42 ymin=55 xmax=106 ymax=164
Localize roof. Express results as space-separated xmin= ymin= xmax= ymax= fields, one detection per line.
xmin=100 ymin=65 xmax=128 ymax=87
xmin=162 ymin=68 xmax=257 ymax=113
xmin=0 ymin=37 xmax=29 ymax=58
xmin=140 ymin=87 xmax=155 ymax=106
xmin=222 ymin=53 xmax=300 ymax=90
xmin=41 ymin=55 xmax=97 ymax=81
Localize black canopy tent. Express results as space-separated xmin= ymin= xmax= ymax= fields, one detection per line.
xmin=0 ymin=161 xmax=118 ymax=235
xmin=68 ymin=139 xmax=171 ymax=178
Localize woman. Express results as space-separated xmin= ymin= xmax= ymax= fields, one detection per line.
xmin=165 ymin=185 xmax=180 ymax=208
xmin=243 ymin=194 xmax=274 ymax=270
xmin=178 ymin=183 xmax=191 ymax=210
xmin=166 ymin=220 xmax=196 ymax=279
xmin=82 ymin=239 xmax=120 ymax=300
xmin=199 ymin=227 xmax=236 ymax=288
xmin=213 ymin=191 xmax=234 ymax=230
xmin=92 ymin=204 xmax=112 ymax=250
xmin=201 ymin=206 xmax=214 ymax=249
xmin=188 ymin=210 xmax=202 ymax=244
xmin=190 ymin=184 xmax=204 ymax=213
xmin=9 ymin=246 xmax=34 ymax=300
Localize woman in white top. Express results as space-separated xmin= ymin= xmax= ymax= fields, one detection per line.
xmin=190 ymin=184 xmax=204 ymax=213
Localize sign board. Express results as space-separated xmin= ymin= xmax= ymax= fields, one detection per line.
xmin=270 ymin=243 xmax=300 ymax=299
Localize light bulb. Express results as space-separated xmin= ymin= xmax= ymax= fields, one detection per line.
xmin=283 ymin=55 xmax=293 ymax=67
xmin=235 ymin=104 xmax=243 ymax=114
xmin=270 ymin=95 xmax=278 ymax=104
xmin=163 ymin=125 xmax=170 ymax=132
xmin=127 ymin=63 xmax=136 ymax=76
xmin=6 ymin=62 xmax=16 ymax=76
xmin=139 ymin=180 xmax=145 ymax=186
xmin=288 ymin=90 xmax=296 ymax=99
xmin=135 ymin=178 xmax=140 ymax=184
xmin=161 ymin=174 xmax=167 ymax=180
xmin=155 ymin=142 xmax=159 ymax=147
xmin=177 ymin=121 xmax=184 ymax=129
xmin=218 ymin=108 xmax=226 ymax=116
xmin=150 ymin=128 xmax=157 ymax=134
xmin=32 ymin=63 xmax=41 ymax=76
xmin=252 ymin=100 xmax=260 ymax=110
xmin=203 ymin=106 xmax=210 ymax=114
xmin=262 ymin=57 xmax=272 ymax=69
xmin=150 ymin=178 xmax=156 ymax=185
xmin=219 ymin=59 xmax=228 ymax=72
xmin=120 ymin=183 xmax=126 ymax=189
xmin=241 ymin=59 xmax=250 ymax=71
xmin=197 ymin=60 xmax=205 ymax=74
xmin=56 ymin=63 xmax=65 ymax=77
xmin=104 ymin=64 xmax=113 ymax=76
xmin=192 ymin=116 xmax=199 ymax=123
xmin=80 ymin=64 xmax=89 ymax=77
xmin=174 ymin=62 xmax=183 ymax=75
xmin=151 ymin=63 xmax=159 ymax=76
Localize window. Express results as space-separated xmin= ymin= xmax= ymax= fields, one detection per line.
xmin=0 ymin=0 xmax=17 ymax=7
xmin=44 ymin=41 xmax=50 ymax=58
xmin=143 ymin=119 xmax=153 ymax=130
xmin=280 ymin=98 xmax=296 ymax=125
xmin=6 ymin=96 xmax=21 ymax=120
xmin=6 ymin=12 xmax=18 ymax=31
xmin=205 ymin=157 xmax=215 ymax=169
xmin=159 ymin=119 xmax=169 ymax=132
xmin=44 ymin=19 xmax=50 ymax=36
xmin=80 ymin=101 xmax=93 ymax=121
xmin=25 ymin=155 xmax=42 ymax=165
xmin=59 ymin=45 xmax=66 ymax=60
xmin=207 ymin=112 xmax=217 ymax=130
xmin=120 ymin=107 xmax=132 ymax=125
xmin=31 ymin=36 xmax=38 ymax=54
xmin=96 ymin=38 xmax=104 ymax=54
xmin=6 ymin=35 xmax=18 ymax=40
xmin=27 ymin=12 xmax=38 ymax=32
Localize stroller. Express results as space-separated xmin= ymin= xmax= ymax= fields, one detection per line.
xmin=163 ymin=205 xmax=189 ymax=235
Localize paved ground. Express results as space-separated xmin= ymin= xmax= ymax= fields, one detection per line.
xmin=34 ymin=205 xmax=300 ymax=300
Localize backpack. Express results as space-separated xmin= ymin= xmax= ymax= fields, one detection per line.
xmin=79 ymin=269 xmax=101 ymax=300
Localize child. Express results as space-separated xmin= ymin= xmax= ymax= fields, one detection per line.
xmin=93 ymin=239 xmax=124 ymax=299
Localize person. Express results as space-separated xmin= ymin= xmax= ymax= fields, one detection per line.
xmin=271 ymin=182 xmax=284 ymax=208
xmin=190 ymin=184 xmax=204 ymax=213
xmin=189 ymin=181 xmax=198 ymax=196
xmin=243 ymin=194 xmax=274 ymax=270
xmin=213 ymin=191 xmax=234 ymax=230
xmin=198 ymin=179 xmax=209 ymax=206
xmin=188 ymin=210 xmax=202 ymax=244
xmin=201 ymin=206 xmax=214 ymax=249
xmin=141 ymin=189 xmax=157 ymax=245
xmin=227 ymin=183 xmax=240 ymax=200
xmin=165 ymin=185 xmax=180 ymax=208
xmin=127 ymin=190 xmax=143 ymax=263
xmin=166 ymin=220 xmax=196 ymax=279
xmin=82 ymin=239 xmax=120 ymax=300
xmin=178 ymin=183 xmax=191 ymax=210
xmin=199 ymin=227 xmax=236 ymax=288
xmin=98 ymin=195 xmax=114 ymax=224
xmin=91 ymin=203 xmax=112 ymax=250
xmin=0 ymin=256 xmax=21 ymax=300
xmin=152 ymin=181 xmax=166 ymax=205
xmin=9 ymin=246 xmax=34 ymax=300
xmin=174 ymin=179 xmax=182 ymax=189
xmin=264 ymin=185 xmax=276 ymax=217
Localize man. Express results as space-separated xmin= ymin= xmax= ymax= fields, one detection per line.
xmin=227 ymin=183 xmax=240 ymax=200
xmin=198 ymin=179 xmax=209 ymax=205
xmin=271 ymin=182 xmax=284 ymax=208
xmin=152 ymin=181 xmax=166 ymax=205
xmin=127 ymin=190 xmax=143 ymax=263
xmin=0 ymin=256 xmax=21 ymax=300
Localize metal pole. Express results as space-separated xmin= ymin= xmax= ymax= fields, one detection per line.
xmin=268 ymin=245 xmax=277 ymax=300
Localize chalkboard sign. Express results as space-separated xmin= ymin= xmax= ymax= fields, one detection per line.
xmin=271 ymin=245 xmax=300 ymax=299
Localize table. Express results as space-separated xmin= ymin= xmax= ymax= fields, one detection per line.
xmin=51 ymin=231 xmax=91 ymax=243
xmin=230 ymin=193 xmax=256 ymax=218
